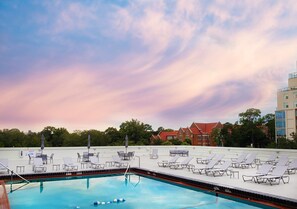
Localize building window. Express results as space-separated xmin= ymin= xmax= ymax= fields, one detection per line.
xmin=276 ymin=129 xmax=286 ymax=137
xmin=283 ymin=102 xmax=289 ymax=108
xmin=294 ymin=102 xmax=297 ymax=108
xmin=284 ymin=95 xmax=289 ymax=99
xmin=275 ymin=111 xmax=285 ymax=119
xmin=276 ymin=121 xmax=285 ymax=128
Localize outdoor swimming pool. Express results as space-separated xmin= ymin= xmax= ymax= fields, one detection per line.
xmin=8 ymin=174 xmax=275 ymax=209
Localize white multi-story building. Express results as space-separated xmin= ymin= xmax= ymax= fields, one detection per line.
xmin=276 ymin=72 xmax=297 ymax=139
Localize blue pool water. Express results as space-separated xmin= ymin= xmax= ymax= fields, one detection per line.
xmin=8 ymin=174 xmax=274 ymax=209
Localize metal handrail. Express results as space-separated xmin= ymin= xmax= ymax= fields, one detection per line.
xmin=124 ymin=155 xmax=140 ymax=177
xmin=0 ymin=162 xmax=30 ymax=184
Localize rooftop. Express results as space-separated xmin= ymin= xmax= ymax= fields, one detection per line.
xmin=1 ymin=146 xmax=297 ymax=208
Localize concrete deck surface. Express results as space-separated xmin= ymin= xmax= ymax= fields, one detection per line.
xmin=1 ymin=146 xmax=297 ymax=203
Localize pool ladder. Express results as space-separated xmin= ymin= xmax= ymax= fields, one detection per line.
xmin=0 ymin=161 xmax=30 ymax=192
xmin=124 ymin=155 xmax=140 ymax=177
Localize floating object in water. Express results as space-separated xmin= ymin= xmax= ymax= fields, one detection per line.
xmin=93 ymin=198 xmax=125 ymax=206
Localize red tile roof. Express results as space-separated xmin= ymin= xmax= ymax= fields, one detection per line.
xmin=159 ymin=131 xmax=178 ymax=141
xmin=191 ymin=122 xmax=222 ymax=135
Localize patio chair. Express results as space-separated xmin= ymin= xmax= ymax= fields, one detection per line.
xmin=150 ymin=149 xmax=158 ymax=159
xmin=205 ymin=161 xmax=232 ymax=177
xmin=169 ymin=156 xmax=193 ymax=169
xmin=28 ymin=154 xmax=34 ymax=164
xmin=287 ymin=159 xmax=297 ymax=174
xmin=0 ymin=159 xmax=9 ymax=174
xmin=82 ymin=152 xmax=89 ymax=162
xmin=242 ymin=164 xmax=273 ymax=183
xmin=233 ymin=153 xmax=257 ymax=169
xmin=117 ymin=151 xmax=125 ymax=160
xmin=77 ymin=153 xmax=81 ymax=162
xmin=157 ymin=155 xmax=179 ymax=167
xmin=196 ymin=153 xmax=216 ymax=164
xmin=192 ymin=158 xmax=219 ymax=174
xmin=127 ymin=151 xmax=135 ymax=160
xmin=112 ymin=155 xmax=128 ymax=167
xmin=258 ymin=165 xmax=290 ymax=185
xmin=33 ymin=158 xmax=47 ymax=173
xmin=47 ymin=153 xmax=54 ymax=164
xmin=63 ymin=157 xmax=79 ymax=171
xmin=89 ymin=156 xmax=105 ymax=169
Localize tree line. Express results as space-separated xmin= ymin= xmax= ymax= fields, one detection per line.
xmin=0 ymin=109 xmax=297 ymax=149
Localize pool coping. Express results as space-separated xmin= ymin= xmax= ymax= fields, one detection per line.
xmin=2 ymin=167 xmax=297 ymax=209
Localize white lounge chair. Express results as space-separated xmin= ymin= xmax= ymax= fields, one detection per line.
xmin=274 ymin=155 xmax=289 ymax=166
xmin=242 ymin=164 xmax=273 ymax=183
xmin=261 ymin=153 xmax=277 ymax=164
xmin=231 ymin=153 xmax=248 ymax=166
xmin=157 ymin=155 xmax=179 ymax=167
xmin=287 ymin=159 xmax=297 ymax=174
xmin=205 ymin=161 xmax=232 ymax=177
xmin=258 ymin=165 xmax=290 ymax=185
xmin=63 ymin=157 xmax=78 ymax=171
xmin=150 ymin=149 xmax=158 ymax=159
xmin=196 ymin=153 xmax=216 ymax=164
xmin=233 ymin=153 xmax=257 ymax=169
xmin=192 ymin=158 xmax=219 ymax=174
xmin=89 ymin=156 xmax=105 ymax=169
xmin=33 ymin=158 xmax=47 ymax=173
xmin=170 ymin=156 xmax=193 ymax=169
xmin=0 ymin=159 xmax=9 ymax=174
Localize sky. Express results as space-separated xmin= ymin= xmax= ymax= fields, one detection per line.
xmin=1 ymin=0 xmax=297 ymax=132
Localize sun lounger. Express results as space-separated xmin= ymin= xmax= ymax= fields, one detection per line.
xmin=196 ymin=153 xmax=216 ymax=164
xmin=242 ymin=164 xmax=273 ymax=183
xmin=0 ymin=159 xmax=9 ymax=174
xmin=233 ymin=153 xmax=257 ymax=169
xmin=150 ymin=149 xmax=158 ymax=159
xmin=63 ymin=157 xmax=78 ymax=171
xmin=205 ymin=161 xmax=232 ymax=177
xmin=89 ymin=156 xmax=105 ymax=169
xmin=157 ymin=155 xmax=179 ymax=167
xmin=258 ymin=165 xmax=290 ymax=185
xmin=274 ymin=155 xmax=289 ymax=166
xmin=192 ymin=158 xmax=219 ymax=174
xmin=33 ymin=158 xmax=47 ymax=173
xmin=231 ymin=153 xmax=248 ymax=165
xmin=169 ymin=156 xmax=193 ymax=169
xmin=260 ymin=153 xmax=277 ymax=164
xmin=287 ymin=159 xmax=297 ymax=174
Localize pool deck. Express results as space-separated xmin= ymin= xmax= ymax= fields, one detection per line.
xmin=1 ymin=146 xmax=297 ymax=207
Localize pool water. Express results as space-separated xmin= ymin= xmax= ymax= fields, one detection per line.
xmin=8 ymin=174 xmax=274 ymax=209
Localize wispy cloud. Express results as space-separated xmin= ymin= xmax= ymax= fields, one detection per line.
xmin=0 ymin=0 xmax=297 ymax=131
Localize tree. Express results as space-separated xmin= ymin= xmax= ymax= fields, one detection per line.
xmin=238 ymin=108 xmax=264 ymax=147
xmin=104 ymin=127 xmax=121 ymax=145
xmin=119 ymin=119 xmax=153 ymax=145
xmin=261 ymin=113 xmax=275 ymax=142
